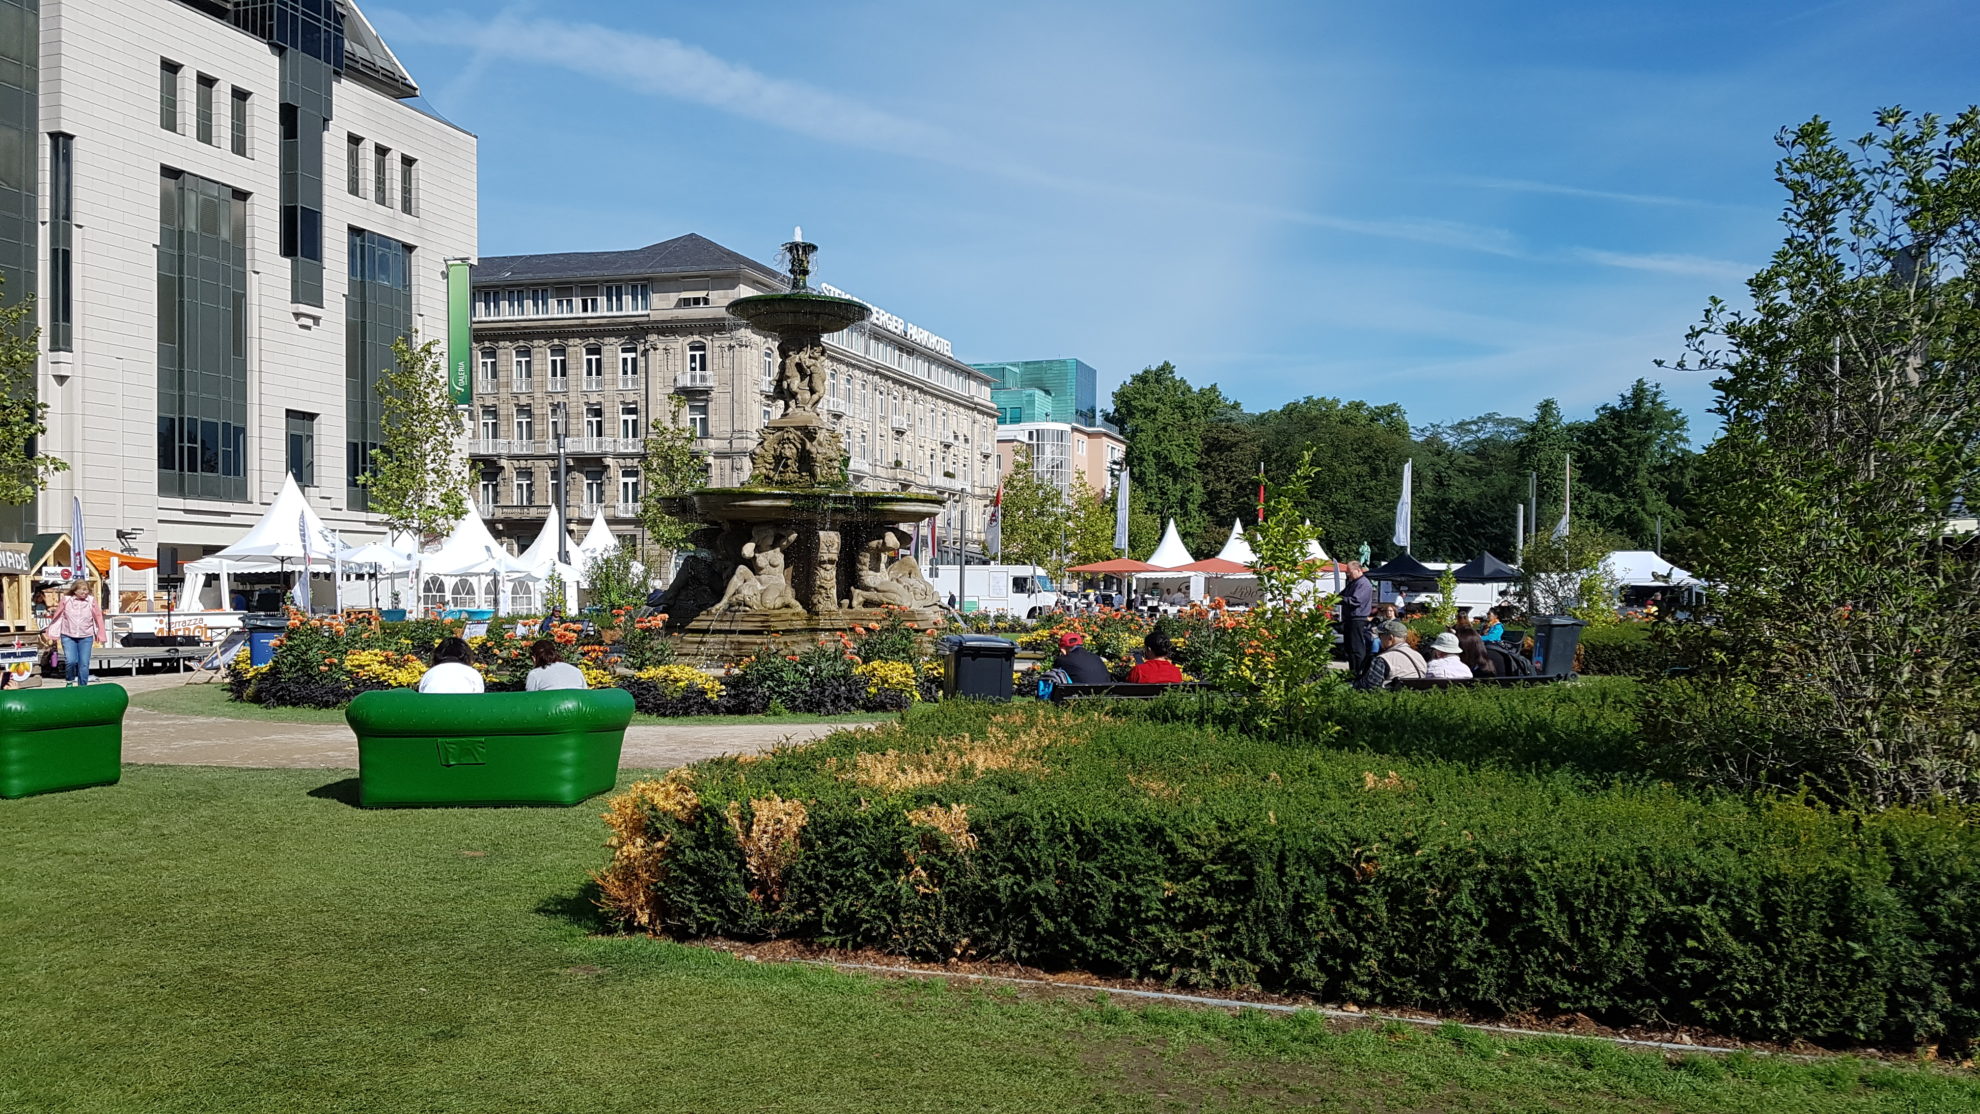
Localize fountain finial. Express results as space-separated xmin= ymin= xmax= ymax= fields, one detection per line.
xmin=782 ymin=228 xmax=818 ymax=292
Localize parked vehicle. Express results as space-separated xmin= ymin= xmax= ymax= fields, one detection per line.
xmin=924 ymin=564 xmax=1060 ymax=618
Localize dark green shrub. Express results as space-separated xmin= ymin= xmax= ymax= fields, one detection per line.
xmin=1577 ymin=623 xmax=1670 ymax=676
xmin=600 ymin=702 xmax=1980 ymax=1049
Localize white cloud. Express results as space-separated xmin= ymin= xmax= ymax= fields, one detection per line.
xmin=1448 ymin=175 xmax=1747 ymax=210
xmin=1569 ymin=248 xmax=1751 ymax=280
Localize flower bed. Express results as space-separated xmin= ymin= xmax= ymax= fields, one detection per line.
xmin=229 ymin=609 xmax=934 ymax=716
xmin=594 ymin=699 xmax=1980 ymax=1051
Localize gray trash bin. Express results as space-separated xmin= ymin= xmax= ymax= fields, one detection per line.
xmin=942 ymin=635 xmax=1016 ymax=700
xmin=1529 ymin=615 xmax=1586 ymax=678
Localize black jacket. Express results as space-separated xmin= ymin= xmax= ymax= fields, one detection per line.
xmin=1055 ymin=646 xmax=1114 ymax=684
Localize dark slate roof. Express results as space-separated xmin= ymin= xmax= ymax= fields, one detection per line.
xmin=473 ymin=233 xmax=784 ymax=286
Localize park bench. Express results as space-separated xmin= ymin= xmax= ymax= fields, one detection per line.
xmin=0 ymin=684 xmax=128 ymax=799
xmin=345 ymin=688 xmax=634 ymax=808
xmin=1390 ymin=673 xmax=1573 ymax=691
xmin=1048 ymin=682 xmax=1210 ymax=704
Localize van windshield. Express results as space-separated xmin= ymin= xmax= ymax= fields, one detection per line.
xmin=1034 ymin=576 xmax=1054 ymax=593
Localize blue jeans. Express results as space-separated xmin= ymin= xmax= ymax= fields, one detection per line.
xmin=60 ymin=635 xmax=93 ymax=685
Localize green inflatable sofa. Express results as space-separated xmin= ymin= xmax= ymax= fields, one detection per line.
xmin=345 ymin=688 xmax=634 ymax=808
xmin=0 ymin=683 xmax=129 ymax=799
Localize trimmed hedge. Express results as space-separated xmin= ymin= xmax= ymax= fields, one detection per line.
xmin=599 ymin=701 xmax=1980 ymax=1049
xmin=1576 ymin=623 xmax=1672 ymax=677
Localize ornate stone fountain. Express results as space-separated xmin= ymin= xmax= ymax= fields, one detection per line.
xmin=653 ymin=232 xmax=947 ymax=659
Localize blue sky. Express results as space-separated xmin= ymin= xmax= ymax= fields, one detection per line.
xmin=372 ymin=0 xmax=1979 ymax=442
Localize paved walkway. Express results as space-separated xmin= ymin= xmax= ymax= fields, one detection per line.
xmin=84 ymin=673 xmax=869 ymax=771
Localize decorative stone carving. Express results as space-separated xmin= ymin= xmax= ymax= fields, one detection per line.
xmin=810 ymin=529 xmax=841 ymax=613
xmin=749 ymin=416 xmax=845 ymax=488
xmin=773 ymin=342 xmax=828 ymax=417
xmin=848 ymin=528 xmax=941 ymax=609
xmin=717 ymin=526 xmax=802 ymax=612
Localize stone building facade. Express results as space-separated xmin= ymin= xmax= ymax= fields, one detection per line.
xmin=469 ymin=234 xmax=999 ymax=559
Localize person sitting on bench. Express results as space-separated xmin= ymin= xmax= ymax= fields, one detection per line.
xmin=1053 ymin=631 xmax=1114 ymax=685
xmin=1423 ymin=631 xmax=1473 ymax=680
xmin=1124 ymin=630 xmax=1184 ymax=684
xmin=524 ymin=639 xmax=587 ymax=691
xmin=1354 ymin=620 xmax=1426 ymax=690
xmin=417 ymin=637 xmax=485 ymax=694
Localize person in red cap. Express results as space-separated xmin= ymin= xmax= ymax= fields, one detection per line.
xmin=1053 ymin=630 xmax=1114 ymax=684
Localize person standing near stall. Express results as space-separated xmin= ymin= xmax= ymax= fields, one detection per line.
xmin=42 ymin=580 xmax=107 ymax=686
xmin=1339 ymin=561 xmax=1374 ymax=677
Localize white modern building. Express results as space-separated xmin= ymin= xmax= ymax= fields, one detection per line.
xmin=1 ymin=0 xmax=476 ymax=573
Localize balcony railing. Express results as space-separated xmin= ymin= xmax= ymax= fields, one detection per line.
xmin=578 ymin=501 xmax=604 ymax=520
xmin=480 ymin=502 xmax=548 ymax=518
xmin=547 ymin=377 xmax=568 ymax=392
xmin=848 ymin=457 xmax=872 ymax=474
xmin=472 ymin=438 xmax=549 ymax=456
xmin=824 ymin=397 xmax=847 ymax=414
xmin=614 ymin=501 xmax=640 ymax=518
xmin=561 ymin=436 xmax=642 ymax=454
xmin=676 ymin=370 xmax=714 ymax=389
xmin=890 ymin=415 xmax=910 ymax=432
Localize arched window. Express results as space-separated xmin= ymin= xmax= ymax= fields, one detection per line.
xmin=478 ymin=347 xmax=496 ymax=384
xmin=450 ymin=577 xmax=480 ymax=609
xmin=420 ymin=576 xmax=448 ymax=611
xmin=688 ymin=341 xmax=708 ymax=375
xmin=762 ymin=346 xmax=775 ymax=391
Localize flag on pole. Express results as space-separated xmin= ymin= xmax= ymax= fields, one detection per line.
xmin=296 ymin=511 xmax=312 ymax=613
xmin=1112 ymin=468 xmax=1130 ymax=553
xmin=70 ymin=496 xmax=85 ymax=576
xmin=1255 ymin=463 xmax=1266 ymax=523
xmin=986 ymin=483 xmax=1004 ymax=560
xmin=1392 ymin=459 xmax=1413 ymax=552
xmin=1550 ymin=454 xmax=1572 ymax=541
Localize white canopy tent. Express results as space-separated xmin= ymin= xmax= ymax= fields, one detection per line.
xmin=1602 ymin=550 xmax=1697 ymax=588
xmin=176 ymin=475 xmax=350 ymax=610
xmin=1135 ymin=518 xmax=1205 ymax=602
xmin=573 ymin=514 xmax=619 ymax=579
xmin=510 ymin=505 xmax=580 ymax=613
xmin=418 ymin=504 xmax=538 ymax=615
xmin=1214 ymin=519 xmax=1257 ymax=566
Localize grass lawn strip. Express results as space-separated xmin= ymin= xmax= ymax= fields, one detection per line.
xmin=129 ymin=682 xmax=885 ymax=727
xmin=2 ymin=765 xmax=1973 ymax=1113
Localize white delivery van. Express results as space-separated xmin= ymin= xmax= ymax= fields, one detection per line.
xmin=924 ymin=564 xmax=1060 ymax=617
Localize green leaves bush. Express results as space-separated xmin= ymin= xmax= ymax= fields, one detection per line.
xmin=602 ymin=701 xmax=1980 ymax=1049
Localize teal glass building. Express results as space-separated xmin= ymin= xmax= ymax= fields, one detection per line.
xmin=969 ymin=357 xmax=1110 ymax=429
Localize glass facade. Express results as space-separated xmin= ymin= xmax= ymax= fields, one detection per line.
xmin=0 ymin=0 xmax=35 ymax=541
xmin=47 ymin=132 xmax=70 ymax=351
xmin=344 ymin=228 xmax=411 ymax=509
xmin=970 ymin=358 xmax=1104 ymax=428
xmin=157 ymin=170 xmax=250 ymax=502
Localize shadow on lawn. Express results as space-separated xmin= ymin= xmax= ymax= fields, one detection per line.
xmin=307 ymin=778 xmax=362 ymax=807
xmin=537 ymin=881 xmax=609 ymax=932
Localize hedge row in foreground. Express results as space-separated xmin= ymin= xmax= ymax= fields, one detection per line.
xmin=596 ymin=700 xmax=1980 ymax=1049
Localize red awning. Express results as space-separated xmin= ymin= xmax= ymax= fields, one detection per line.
xmin=1168 ymin=557 xmax=1252 ymax=574
xmin=1066 ymin=558 xmax=1158 ymax=575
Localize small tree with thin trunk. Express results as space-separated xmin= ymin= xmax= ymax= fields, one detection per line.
xmin=0 ymin=279 xmax=66 ymax=506
xmin=996 ymin=446 xmax=1067 ymax=573
xmin=637 ymin=396 xmax=709 ymax=573
xmin=360 ymin=336 xmax=471 ymax=542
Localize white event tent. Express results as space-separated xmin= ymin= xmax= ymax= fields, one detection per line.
xmin=177 ymin=475 xmax=348 ymax=611
xmin=1134 ymin=518 xmax=1205 ymax=602
xmin=510 ymin=504 xmax=579 ymax=613
xmin=1601 ymin=550 xmax=1697 ymax=588
xmin=418 ymin=504 xmax=538 ymax=614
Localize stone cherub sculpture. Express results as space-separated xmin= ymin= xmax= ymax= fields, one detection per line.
xmin=718 ymin=525 xmax=802 ymax=612
xmin=773 ymin=343 xmax=828 ymax=417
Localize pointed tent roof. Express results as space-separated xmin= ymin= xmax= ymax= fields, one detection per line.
xmin=1601 ymin=550 xmax=1696 ymax=587
xmin=1144 ymin=519 xmax=1195 ymax=569
xmin=575 ymin=515 xmax=620 ymax=558
xmin=422 ymin=504 xmax=529 ymax=577
xmin=1367 ymin=554 xmax=1442 ymax=583
xmin=1214 ymin=519 xmax=1256 ymax=566
xmin=1452 ymin=551 xmax=1521 ymax=582
xmin=513 ymin=504 xmax=576 ymax=577
xmin=202 ymin=474 xmax=342 ymax=564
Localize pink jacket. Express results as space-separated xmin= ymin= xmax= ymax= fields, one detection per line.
xmin=44 ymin=594 xmax=107 ymax=642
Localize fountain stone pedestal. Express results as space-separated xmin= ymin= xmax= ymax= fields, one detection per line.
xmin=651 ymin=235 xmax=948 ymax=662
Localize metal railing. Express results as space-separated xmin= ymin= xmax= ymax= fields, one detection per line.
xmin=890 ymin=415 xmax=910 ymax=431
xmin=614 ymin=501 xmax=640 ymax=518
xmin=472 ymin=438 xmax=550 ymax=456
xmin=824 ymin=397 xmax=847 ymax=414
xmin=675 ymin=370 xmax=714 ymax=388
xmin=561 ymin=436 xmax=641 ymax=454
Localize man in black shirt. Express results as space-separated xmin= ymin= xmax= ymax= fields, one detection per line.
xmin=1053 ymin=631 xmax=1114 ymax=684
xmin=1340 ymin=560 xmax=1374 ymax=677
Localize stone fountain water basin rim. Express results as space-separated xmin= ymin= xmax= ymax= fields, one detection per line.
xmin=726 ymin=290 xmax=871 ymax=336
xmin=666 ymin=487 xmax=946 ymax=525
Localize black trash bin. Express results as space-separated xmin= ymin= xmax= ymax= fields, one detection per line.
xmin=942 ymin=635 xmax=1017 ymax=700
xmin=1529 ymin=615 xmax=1585 ymax=678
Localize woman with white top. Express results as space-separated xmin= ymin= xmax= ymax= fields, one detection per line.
xmin=416 ymin=637 xmax=485 ymax=693
xmin=524 ymin=639 xmax=587 ymax=691
xmin=1423 ymin=631 xmax=1474 ymax=680
xmin=42 ymin=581 xmax=108 ymax=686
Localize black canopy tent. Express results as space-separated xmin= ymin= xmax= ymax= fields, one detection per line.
xmin=1451 ymin=551 xmax=1521 ymax=582
xmin=1366 ymin=554 xmax=1443 ymax=585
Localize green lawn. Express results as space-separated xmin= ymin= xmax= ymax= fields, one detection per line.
xmin=128 ymin=682 xmax=886 ymax=728
xmin=3 ymin=766 xmax=1973 ymax=1113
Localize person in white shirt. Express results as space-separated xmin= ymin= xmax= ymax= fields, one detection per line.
xmin=1423 ymin=631 xmax=1474 ymax=680
xmin=524 ymin=639 xmax=588 ymax=691
xmin=416 ymin=637 xmax=486 ymax=693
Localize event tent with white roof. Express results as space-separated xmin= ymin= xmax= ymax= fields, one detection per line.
xmin=176 ymin=475 xmax=351 ymax=610
xmin=418 ymin=504 xmax=540 ymax=614
xmin=510 ymin=505 xmax=579 ymax=612
xmin=1602 ymin=550 xmax=1698 ymax=588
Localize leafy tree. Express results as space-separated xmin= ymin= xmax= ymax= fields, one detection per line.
xmin=1648 ymin=108 xmax=1980 ymax=805
xmin=1519 ymin=527 xmax=1625 ymax=619
xmin=1196 ymin=409 xmax=1264 ymax=552
xmin=0 ymin=278 xmax=66 ymax=508
xmin=1106 ymin=362 xmax=1210 ymax=541
xmin=584 ymin=538 xmax=648 ymax=612
xmin=1254 ymin=396 xmax=1414 ymax=562
xmin=638 ymin=396 xmax=710 ymax=564
xmin=1125 ymin=486 xmax=1161 ymax=561
xmin=995 ymin=446 xmax=1065 ymax=571
xmin=1515 ymin=398 xmax=1574 ymax=533
xmin=361 ymin=336 xmax=471 ymax=542
xmin=1063 ymin=475 xmax=1117 ymax=570
xmin=1572 ymin=379 xmax=1691 ymax=546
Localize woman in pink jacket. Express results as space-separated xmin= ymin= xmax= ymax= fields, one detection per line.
xmin=43 ymin=581 xmax=108 ymax=686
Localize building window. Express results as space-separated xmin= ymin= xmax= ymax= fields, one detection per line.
xmin=553 ymin=287 xmax=575 ymax=315
xmin=686 ymin=401 xmax=710 ymax=438
xmin=513 ymin=469 xmax=535 ymax=506
xmin=195 ymin=75 xmax=217 ymax=144
xmin=479 ymin=470 xmax=499 ymax=510
xmin=527 ymin=288 xmax=548 ymax=316
xmin=278 ymin=104 xmax=325 ymax=304
xmin=514 ymin=406 xmax=534 ymax=441
xmin=584 ymin=405 xmax=604 ymax=439
xmin=229 ymin=89 xmax=251 ymax=156
xmin=583 ymin=345 xmax=603 ymax=386
xmin=603 ymin=283 xmax=649 ymax=313
xmin=618 ymin=344 xmax=639 ymax=387
xmin=547 ymin=346 xmax=567 ymax=390
xmin=479 ymin=347 xmax=497 ymax=385
xmin=619 ymin=468 xmax=640 ymax=506
xmin=47 ymin=134 xmax=74 ymax=352
xmin=583 ymin=469 xmax=605 ymax=505
xmin=687 ymin=341 xmax=707 ymax=375
xmin=578 ymin=286 xmax=599 ymax=314
xmin=344 ymin=135 xmax=363 ymax=194
xmin=286 ymin=411 xmax=316 ymax=487
xmin=345 ymin=229 xmax=413 ymax=507
xmin=160 ymin=61 xmax=181 ymax=132
xmin=399 ymin=155 xmax=416 ymax=215
xmin=373 ymin=144 xmax=390 ymax=206
xmin=762 ymin=347 xmax=775 ymax=392
xmin=512 ymin=347 xmax=532 ymax=388
xmin=618 ymin=403 xmax=640 ymax=440
xmin=156 ymin=170 xmax=249 ymax=501
xmin=478 ymin=407 xmax=497 ymax=441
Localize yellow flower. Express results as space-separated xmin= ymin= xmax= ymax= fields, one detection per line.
xmin=633 ymin=664 xmax=724 ymax=700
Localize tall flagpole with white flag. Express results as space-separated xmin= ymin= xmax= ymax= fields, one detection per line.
xmin=1112 ymin=467 xmax=1131 ymax=555
xmin=297 ymin=511 xmax=312 ymax=614
xmin=70 ymin=496 xmax=86 ymax=578
xmin=1392 ymin=459 xmax=1413 ymax=554
xmin=1550 ymin=455 xmax=1572 ymax=541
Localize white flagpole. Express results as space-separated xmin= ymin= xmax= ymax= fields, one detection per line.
xmin=1391 ymin=459 xmax=1413 ymax=554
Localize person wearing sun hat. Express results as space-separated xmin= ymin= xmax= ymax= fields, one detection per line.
xmin=1423 ymin=630 xmax=1474 ymax=680
xmin=1353 ymin=619 xmax=1427 ymax=690
xmin=1052 ymin=630 xmax=1114 ymax=684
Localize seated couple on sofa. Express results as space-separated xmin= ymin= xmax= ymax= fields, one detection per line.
xmin=417 ymin=638 xmax=587 ymax=694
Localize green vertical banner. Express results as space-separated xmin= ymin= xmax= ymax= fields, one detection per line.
xmin=446 ymin=259 xmax=473 ymax=405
